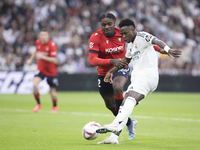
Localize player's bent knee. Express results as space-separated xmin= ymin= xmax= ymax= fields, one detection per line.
xmin=113 ymin=86 xmax=123 ymax=95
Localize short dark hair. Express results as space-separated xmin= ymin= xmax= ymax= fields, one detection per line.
xmin=99 ymin=13 xmax=116 ymax=22
xmin=40 ymin=28 xmax=48 ymax=32
xmin=119 ymin=18 xmax=135 ymax=28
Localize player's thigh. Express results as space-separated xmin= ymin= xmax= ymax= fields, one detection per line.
xmin=98 ymin=76 xmax=115 ymax=106
xmin=47 ymin=76 xmax=59 ymax=88
xmin=33 ymin=72 xmax=45 ymax=86
xmin=112 ymin=66 xmax=129 ymax=94
xmin=112 ymin=75 xmax=127 ymax=94
xmin=98 ymin=75 xmax=114 ymax=95
xmin=33 ymin=77 xmax=43 ymax=86
xmin=125 ymin=75 xmax=158 ymax=101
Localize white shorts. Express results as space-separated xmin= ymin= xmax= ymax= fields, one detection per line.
xmin=126 ymin=75 xmax=159 ymax=97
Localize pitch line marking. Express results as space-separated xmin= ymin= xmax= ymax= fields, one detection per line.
xmin=0 ymin=108 xmax=200 ymax=123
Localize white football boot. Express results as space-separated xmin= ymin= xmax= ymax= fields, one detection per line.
xmin=97 ymin=136 xmax=119 ymax=144
xmin=96 ymin=125 xmax=119 ymax=134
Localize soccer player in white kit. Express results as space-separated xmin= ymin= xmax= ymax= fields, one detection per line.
xmin=96 ymin=18 xmax=182 ymax=144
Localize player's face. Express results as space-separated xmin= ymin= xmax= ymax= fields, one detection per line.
xmin=120 ymin=26 xmax=136 ymax=43
xmin=39 ymin=31 xmax=49 ymax=44
xmin=101 ymin=18 xmax=115 ymax=37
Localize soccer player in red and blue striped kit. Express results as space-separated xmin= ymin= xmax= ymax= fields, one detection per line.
xmin=27 ymin=29 xmax=59 ymax=113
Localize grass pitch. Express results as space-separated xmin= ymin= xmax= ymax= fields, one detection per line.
xmin=0 ymin=92 xmax=200 ymax=150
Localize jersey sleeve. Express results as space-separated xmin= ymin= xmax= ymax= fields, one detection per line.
xmin=89 ymin=52 xmax=111 ymax=66
xmin=89 ymin=33 xmax=100 ymax=53
xmin=88 ymin=32 xmax=111 ymax=66
xmin=137 ymin=31 xmax=155 ymax=45
xmin=35 ymin=40 xmax=39 ymax=51
xmin=50 ymin=42 xmax=57 ymax=57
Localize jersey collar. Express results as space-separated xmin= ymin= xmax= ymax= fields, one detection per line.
xmin=105 ymin=31 xmax=116 ymax=38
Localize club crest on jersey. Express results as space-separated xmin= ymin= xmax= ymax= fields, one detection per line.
xmin=89 ymin=42 xmax=94 ymax=48
xmin=46 ymin=47 xmax=49 ymax=51
xmin=106 ymin=40 xmax=109 ymax=44
xmin=135 ymin=43 xmax=138 ymax=49
xmin=118 ymin=37 xmax=122 ymax=42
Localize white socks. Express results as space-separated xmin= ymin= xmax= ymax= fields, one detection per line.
xmin=111 ymin=97 xmax=136 ymax=130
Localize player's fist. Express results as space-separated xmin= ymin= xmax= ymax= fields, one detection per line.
xmin=26 ymin=59 xmax=32 ymax=65
xmin=104 ymin=72 xmax=113 ymax=84
xmin=36 ymin=52 xmax=44 ymax=59
xmin=110 ymin=58 xmax=121 ymax=66
xmin=168 ymin=49 xmax=182 ymax=58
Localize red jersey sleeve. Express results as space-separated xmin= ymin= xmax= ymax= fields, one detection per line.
xmin=89 ymin=52 xmax=110 ymax=66
xmin=35 ymin=40 xmax=40 ymax=51
xmin=49 ymin=41 xmax=57 ymax=57
xmin=89 ymin=32 xmax=111 ymax=66
xmin=153 ymin=45 xmax=160 ymax=51
xmin=89 ymin=33 xmax=100 ymax=51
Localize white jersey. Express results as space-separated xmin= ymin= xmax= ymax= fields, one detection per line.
xmin=125 ymin=31 xmax=159 ymax=80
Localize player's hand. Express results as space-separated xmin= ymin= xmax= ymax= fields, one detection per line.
xmin=26 ymin=59 xmax=32 ymax=65
xmin=36 ymin=52 xmax=44 ymax=59
xmin=111 ymin=59 xmax=128 ymax=69
xmin=110 ymin=59 xmax=121 ymax=66
xmin=168 ymin=49 xmax=182 ymax=58
xmin=104 ymin=72 xmax=113 ymax=84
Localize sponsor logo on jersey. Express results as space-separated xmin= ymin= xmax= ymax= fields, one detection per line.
xmin=51 ymin=51 xmax=57 ymax=56
xmin=89 ymin=42 xmax=94 ymax=48
xmin=106 ymin=40 xmax=109 ymax=44
xmin=105 ymin=45 xmax=124 ymax=54
xmin=40 ymin=52 xmax=48 ymax=56
xmin=132 ymin=51 xmax=140 ymax=61
xmin=46 ymin=47 xmax=49 ymax=51
xmin=135 ymin=43 xmax=137 ymax=49
xmin=133 ymin=51 xmax=140 ymax=56
xmin=118 ymin=37 xmax=122 ymax=42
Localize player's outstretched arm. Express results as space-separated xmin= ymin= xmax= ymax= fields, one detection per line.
xmin=153 ymin=45 xmax=182 ymax=58
xmin=27 ymin=50 xmax=37 ymax=65
xmin=152 ymin=38 xmax=181 ymax=58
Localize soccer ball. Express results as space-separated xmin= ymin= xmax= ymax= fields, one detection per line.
xmin=82 ymin=121 xmax=101 ymax=140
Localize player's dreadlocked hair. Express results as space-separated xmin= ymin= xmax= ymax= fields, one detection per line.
xmin=119 ymin=18 xmax=135 ymax=28
xmin=99 ymin=13 xmax=116 ymax=22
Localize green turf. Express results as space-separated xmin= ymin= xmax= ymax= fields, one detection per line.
xmin=0 ymin=92 xmax=200 ymax=150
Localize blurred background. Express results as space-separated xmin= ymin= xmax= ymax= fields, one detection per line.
xmin=0 ymin=0 xmax=200 ymax=93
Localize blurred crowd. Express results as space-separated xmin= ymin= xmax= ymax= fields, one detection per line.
xmin=0 ymin=0 xmax=200 ymax=76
